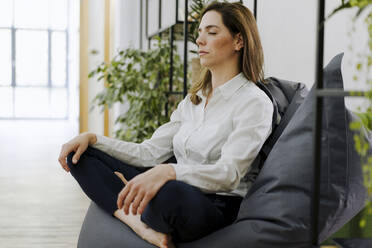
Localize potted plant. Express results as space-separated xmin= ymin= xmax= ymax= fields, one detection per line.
xmin=89 ymin=36 xmax=184 ymax=143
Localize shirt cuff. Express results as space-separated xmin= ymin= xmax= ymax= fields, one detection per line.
xmin=91 ymin=134 xmax=112 ymax=152
xmin=168 ymin=163 xmax=193 ymax=181
xmin=94 ymin=134 xmax=106 ymax=145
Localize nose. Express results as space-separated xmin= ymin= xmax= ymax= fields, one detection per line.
xmin=196 ymin=33 xmax=205 ymax=46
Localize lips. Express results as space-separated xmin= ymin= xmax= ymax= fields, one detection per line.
xmin=199 ymin=51 xmax=209 ymax=56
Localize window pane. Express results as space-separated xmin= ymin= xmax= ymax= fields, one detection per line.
xmin=0 ymin=0 xmax=13 ymax=27
xmin=16 ymin=30 xmax=48 ymax=86
xmin=14 ymin=87 xmax=49 ymax=117
xmin=14 ymin=0 xmax=48 ymax=29
xmin=49 ymin=0 xmax=68 ymax=29
xmin=51 ymin=32 xmax=66 ymax=86
xmin=0 ymin=29 xmax=12 ymax=86
xmin=0 ymin=87 xmax=13 ymax=117
xmin=50 ymin=88 xmax=67 ymax=118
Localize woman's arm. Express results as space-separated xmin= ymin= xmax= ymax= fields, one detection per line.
xmin=91 ymin=98 xmax=186 ymax=167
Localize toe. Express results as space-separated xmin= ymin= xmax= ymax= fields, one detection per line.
xmin=114 ymin=171 xmax=128 ymax=184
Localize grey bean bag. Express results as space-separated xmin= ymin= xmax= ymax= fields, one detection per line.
xmin=77 ymin=53 xmax=369 ymax=248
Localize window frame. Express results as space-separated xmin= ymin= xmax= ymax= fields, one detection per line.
xmin=0 ymin=0 xmax=71 ymax=120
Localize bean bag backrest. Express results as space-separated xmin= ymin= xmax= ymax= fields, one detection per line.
xmin=245 ymin=78 xmax=308 ymax=183
xmin=236 ymin=53 xmax=369 ymax=246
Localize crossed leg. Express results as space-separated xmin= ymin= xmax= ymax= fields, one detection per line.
xmin=113 ymin=172 xmax=175 ymax=248
xmin=67 ymin=147 xmax=229 ymax=247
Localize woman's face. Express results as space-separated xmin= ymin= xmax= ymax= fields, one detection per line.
xmin=196 ymin=10 xmax=241 ymax=69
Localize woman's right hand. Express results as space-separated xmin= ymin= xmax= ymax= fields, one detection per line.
xmin=58 ymin=132 xmax=97 ymax=172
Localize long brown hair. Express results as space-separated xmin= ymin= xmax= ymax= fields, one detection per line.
xmin=189 ymin=1 xmax=265 ymax=105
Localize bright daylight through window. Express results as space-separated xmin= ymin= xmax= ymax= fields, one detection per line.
xmin=0 ymin=0 xmax=78 ymax=119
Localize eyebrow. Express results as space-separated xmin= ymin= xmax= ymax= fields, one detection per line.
xmin=198 ymin=25 xmax=220 ymax=32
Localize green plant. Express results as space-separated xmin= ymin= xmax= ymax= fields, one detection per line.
xmin=329 ymin=0 xmax=372 ymax=229
xmin=89 ymin=36 xmax=184 ymax=143
xmin=356 ymin=112 xmax=372 ymax=228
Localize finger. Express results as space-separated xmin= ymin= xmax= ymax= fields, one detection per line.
xmin=72 ymin=145 xmax=84 ymax=164
xmin=58 ymin=155 xmax=66 ymax=170
xmin=60 ymin=159 xmax=69 ymax=172
xmin=117 ymin=185 xmax=130 ymax=209
xmin=58 ymin=148 xmax=67 ymax=168
xmin=137 ymin=193 xmax=155 ymax=215
xmin=61 ymin=144 xmax=76 ymax=169
xmin=58 ymin=147 xmax=70 ymax=172
xmin=123 ymin=187 xmax=138 ymax=215
xmin=131 ymin=191 xmax=145 ymax=215
xmin=114 ymin=172 xmax=128 ymax=185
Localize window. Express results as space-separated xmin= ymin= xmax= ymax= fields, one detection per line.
xmin=0 ymin=0 xmax=77 ymax=119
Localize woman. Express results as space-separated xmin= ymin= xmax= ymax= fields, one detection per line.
xmin=58 ymin=2 xmax=273 ymax=248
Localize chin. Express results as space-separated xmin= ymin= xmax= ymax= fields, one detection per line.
xmin=199 ymin=59 xmax=212 ymax=69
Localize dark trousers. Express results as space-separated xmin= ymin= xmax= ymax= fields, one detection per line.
xmin=67 ymin=146 xmax=242 ymax=242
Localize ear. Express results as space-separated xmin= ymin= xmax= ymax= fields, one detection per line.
xmin=234 ymin=33 xmax=244 ymax=51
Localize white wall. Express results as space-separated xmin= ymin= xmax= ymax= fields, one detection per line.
xmin=114 ymin=0 xmax=140 ymax=50
xmin=255 ymin=0 xmax=368 ymax=111
xmin=68 ymin=0 xmax=80 ymax=133
xmin=112 ymin=0 xmax=369 ymax=117
xmin=108 ymin=0 xmax=142 ymax=136
xmin=87 ymin=0 xmax=105 ymax=134
xmin=257 ymin=0 xmax=317 ymax=87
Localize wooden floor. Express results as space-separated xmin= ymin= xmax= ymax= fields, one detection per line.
xmin=0 ymin=120 xmax=90 ymax=248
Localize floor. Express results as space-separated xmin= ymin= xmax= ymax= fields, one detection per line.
xmin=0 ymin=120 xmax=341 ymax=248
xmin=0 ymin=120 xmax=90 ymax=248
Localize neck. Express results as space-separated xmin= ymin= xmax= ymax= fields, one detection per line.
xmin=209 ymin=66 xmax=240 ymax=91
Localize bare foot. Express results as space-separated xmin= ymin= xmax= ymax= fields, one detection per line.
xmin=141 ymin=221 xmax=175 ymax=248
xmin=114 ymin=172 xmax=175 ymax=248
xmin=114 ymin=207 xmax=175 ymax=248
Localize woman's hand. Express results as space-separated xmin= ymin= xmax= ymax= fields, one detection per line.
xmin=58 ymin=132 xmax=97 ymax=172
xmin=117 ymin=164 xmax=176 ymax=215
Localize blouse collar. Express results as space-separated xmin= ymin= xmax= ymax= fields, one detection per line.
xmin=196 ymin=72 xmax=249 ymax=100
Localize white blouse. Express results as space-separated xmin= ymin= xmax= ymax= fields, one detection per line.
xmin=92 ymin=73 xmax=274 ymax=197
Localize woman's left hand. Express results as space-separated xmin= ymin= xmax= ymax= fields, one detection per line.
xmin=117 ymin=164 xmax=176 ymax=215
